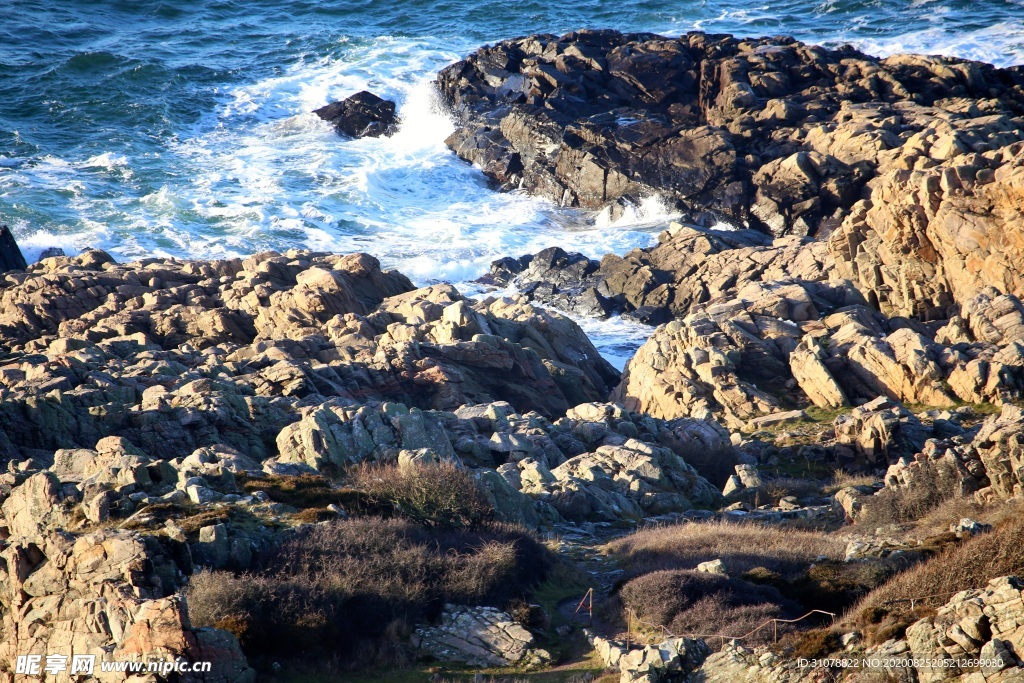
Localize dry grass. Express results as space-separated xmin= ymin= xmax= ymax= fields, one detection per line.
xmin=851 ymin=506 xmax=1024 ymax=644
xmin=350 ymin=461 xmax=494 ymax=530
xmin=858 ymin=473 xmax=964 ymax=530
xmin=823 ymin=470 xmax=879 ymax=496
xmin=901 ymin=495 xmax=986 ymax=538
xmin=185 ymin=517 xmax=550 ymax=667
xmin=620 ymin=569 xmax=794 ymax=646
xmin=238 ymin=473 xmax=361 ymax=509
xmin=606 ymin=519 xmax=846 ymax=578
xmin=605 ymin=520 xmax=852 ymax=648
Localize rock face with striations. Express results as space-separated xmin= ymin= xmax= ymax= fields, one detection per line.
xmin=438 ymin=30 xmax=1024 ymax=241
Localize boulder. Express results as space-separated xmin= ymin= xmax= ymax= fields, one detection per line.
xmin=412 ymin=605 xmax=550 ymax=668
xmin=0 ymin=225 xmax=27 ymax=272
xmin=313 ymin=91 xmax=398 ymax=138
xmin=833 ymin=398 xmax=929 ymax=465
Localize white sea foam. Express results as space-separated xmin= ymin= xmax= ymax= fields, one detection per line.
xmin=594 ymin=195 xmax=682 ymax=230
xmin=6 ymin=16 xmax=1022 ymax=366
xmin=834 ymin=22 xmax=1024 ymax=68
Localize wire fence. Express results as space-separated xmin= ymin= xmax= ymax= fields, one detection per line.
xmin=571 ymin=586 xmax=836 ymax=649
xmin=572 ymin=584 xmax=1014 ymax=656
xmin=624 ymin=607 xmax=837 ymax=647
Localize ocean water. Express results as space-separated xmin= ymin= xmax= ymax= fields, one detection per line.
xmin=1 ymin=0 xmax=1023 ymax=365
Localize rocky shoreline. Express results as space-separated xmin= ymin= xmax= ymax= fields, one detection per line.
xmin=2 ymin=29 xmax=1024 ymax=683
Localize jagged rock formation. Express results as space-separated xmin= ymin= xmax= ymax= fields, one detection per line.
xmin=612 ymin=290 xmax=1024 ymax=429
xmin=0 ymin=250 xmax=622 ymax=463
xmin=439 ymin=30 xmax=1024 ymax=242
xmin=483 ymin=223 xmax=857 ymax=324
xmin=313 ymin=91 xmax=399 ymax=138
xmin=0 ymin=525 xmax=255 ymax=683
xmin=588 ymin=630 xmax=710 ymax=683
xmin=830 ymin=144 xmax=1024 ymax=319
xmin=0 ymin=248 xmax=740 ymax=677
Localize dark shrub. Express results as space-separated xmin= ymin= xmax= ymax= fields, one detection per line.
xmin=780 ymin=628 xmax=843 ymax=661
xmin=858 ymin=462 xmax=966 ymax=528
xmin=184 ymin=517 xmax=550 ymax=666
xmin=675 ymin=442 xmax=743 ymax=489
xmin=619 ymin=569 xmax=798 ymax=644
xmin=238 ymin=473 xmax=363 ymax=509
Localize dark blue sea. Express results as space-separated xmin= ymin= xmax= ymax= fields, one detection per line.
xmin=1 ymin=0 xmax=1023 ymax=363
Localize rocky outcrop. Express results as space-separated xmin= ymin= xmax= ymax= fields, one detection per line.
xmin=833 ymin=397 xmax=931 ymax=465
xmin=874 ymin=576 xmax=1024 ymax=682
xmin=682 ymin=573 xmax=1024 ymax=682
xmin=313 ymin=91 xmax=398 ymax=138
xmin=691 ymin=643 xmax=800 ymax=683
xmin=0 ymin=226 xmax=27 ymax=273
xmin=484 ymin=222 xmax=861 ymax=324
xmin=589 ymin=630 xmax=710 ymax=683
xmin=969 ymin=404 xmax=1024 ymax=500
xmin=412 ymin=604 xmax=550 ymax=668
xmin=843 ymin=404 xmax=1024 ymax=519
xmin=439 ymin=30 xmax=1024 ymax=238
xmin=610 ymin=316 xmax=790 ymax=429
xmin=0 ymin=527 xmax=254 ymax=683
xmin=519 ymin=437 xmax=723 ymax=522
xmin=830 ymin=145 xmax=1024 ymax=318
xmin=0 ymin=250 xmax=623 ymax=464
xmin=613 ymin=293 xmax=1024 ymax=429
xmin=789 ymin=335 xmax=848 ymax=409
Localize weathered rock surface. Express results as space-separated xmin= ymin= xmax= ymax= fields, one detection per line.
xmin=613 ymin=295 xmax=1024 ymax=429
xmin=833 ymin=397 xmax=931 ymax=465
xmin=831 ymin=145 xmax=1024 ymax=318
xmin=313 ymin=91 xmax=398 ymax=138
xmin=589 ymin=630 xmax=710 ymax=683
xmin=0 ymin=528 xmax=254 ymax=683
xmin=0 ymin=250 xmax=623 ymax=464
xmin=439 ymin=30 xmax=1024 ymax=240
xmin=483 ymin=222 xmax=860 ymax=325
xmin=412 ymin=604 xmax=550 ymax=668
xmin=866 ymin=576 xmax=1024 ymax=682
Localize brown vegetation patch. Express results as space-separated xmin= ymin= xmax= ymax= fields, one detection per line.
xmin=853 ymin=509 xmax=1024 ymax=644
xmin=184 ymin=517 xmax=550 ymax=667
xmin=857 ymin=462 xmax=965 ymax=528
xmin=238 ymin=473 xmax=364 ymax=509
xmin=606 ymin=520 xmax=846 ymax=578
xmin=350 ymin=461 xmax=494 ymax=530
xmin=620 ymin=569 xmax=795 ymax=646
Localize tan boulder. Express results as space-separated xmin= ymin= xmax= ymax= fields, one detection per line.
xmin=789 ymin=335 xmax=848 ymax=409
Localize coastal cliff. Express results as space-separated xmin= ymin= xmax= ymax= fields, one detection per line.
xmin=2 ymin=30 xmax=1024 ymax=683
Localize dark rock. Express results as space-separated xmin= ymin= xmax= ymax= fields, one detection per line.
xmin=438 ymin=30 xmax=1024 ymax=237
xmin=0 ymin=226 xmax=27 ymax=272
xmin=38 ymin=247 xmax=65 ymax=261
xmin=314 ymin=91 xmax=398 ymax=138
xmin=481 ymin=247 xmax=618 ymax=318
